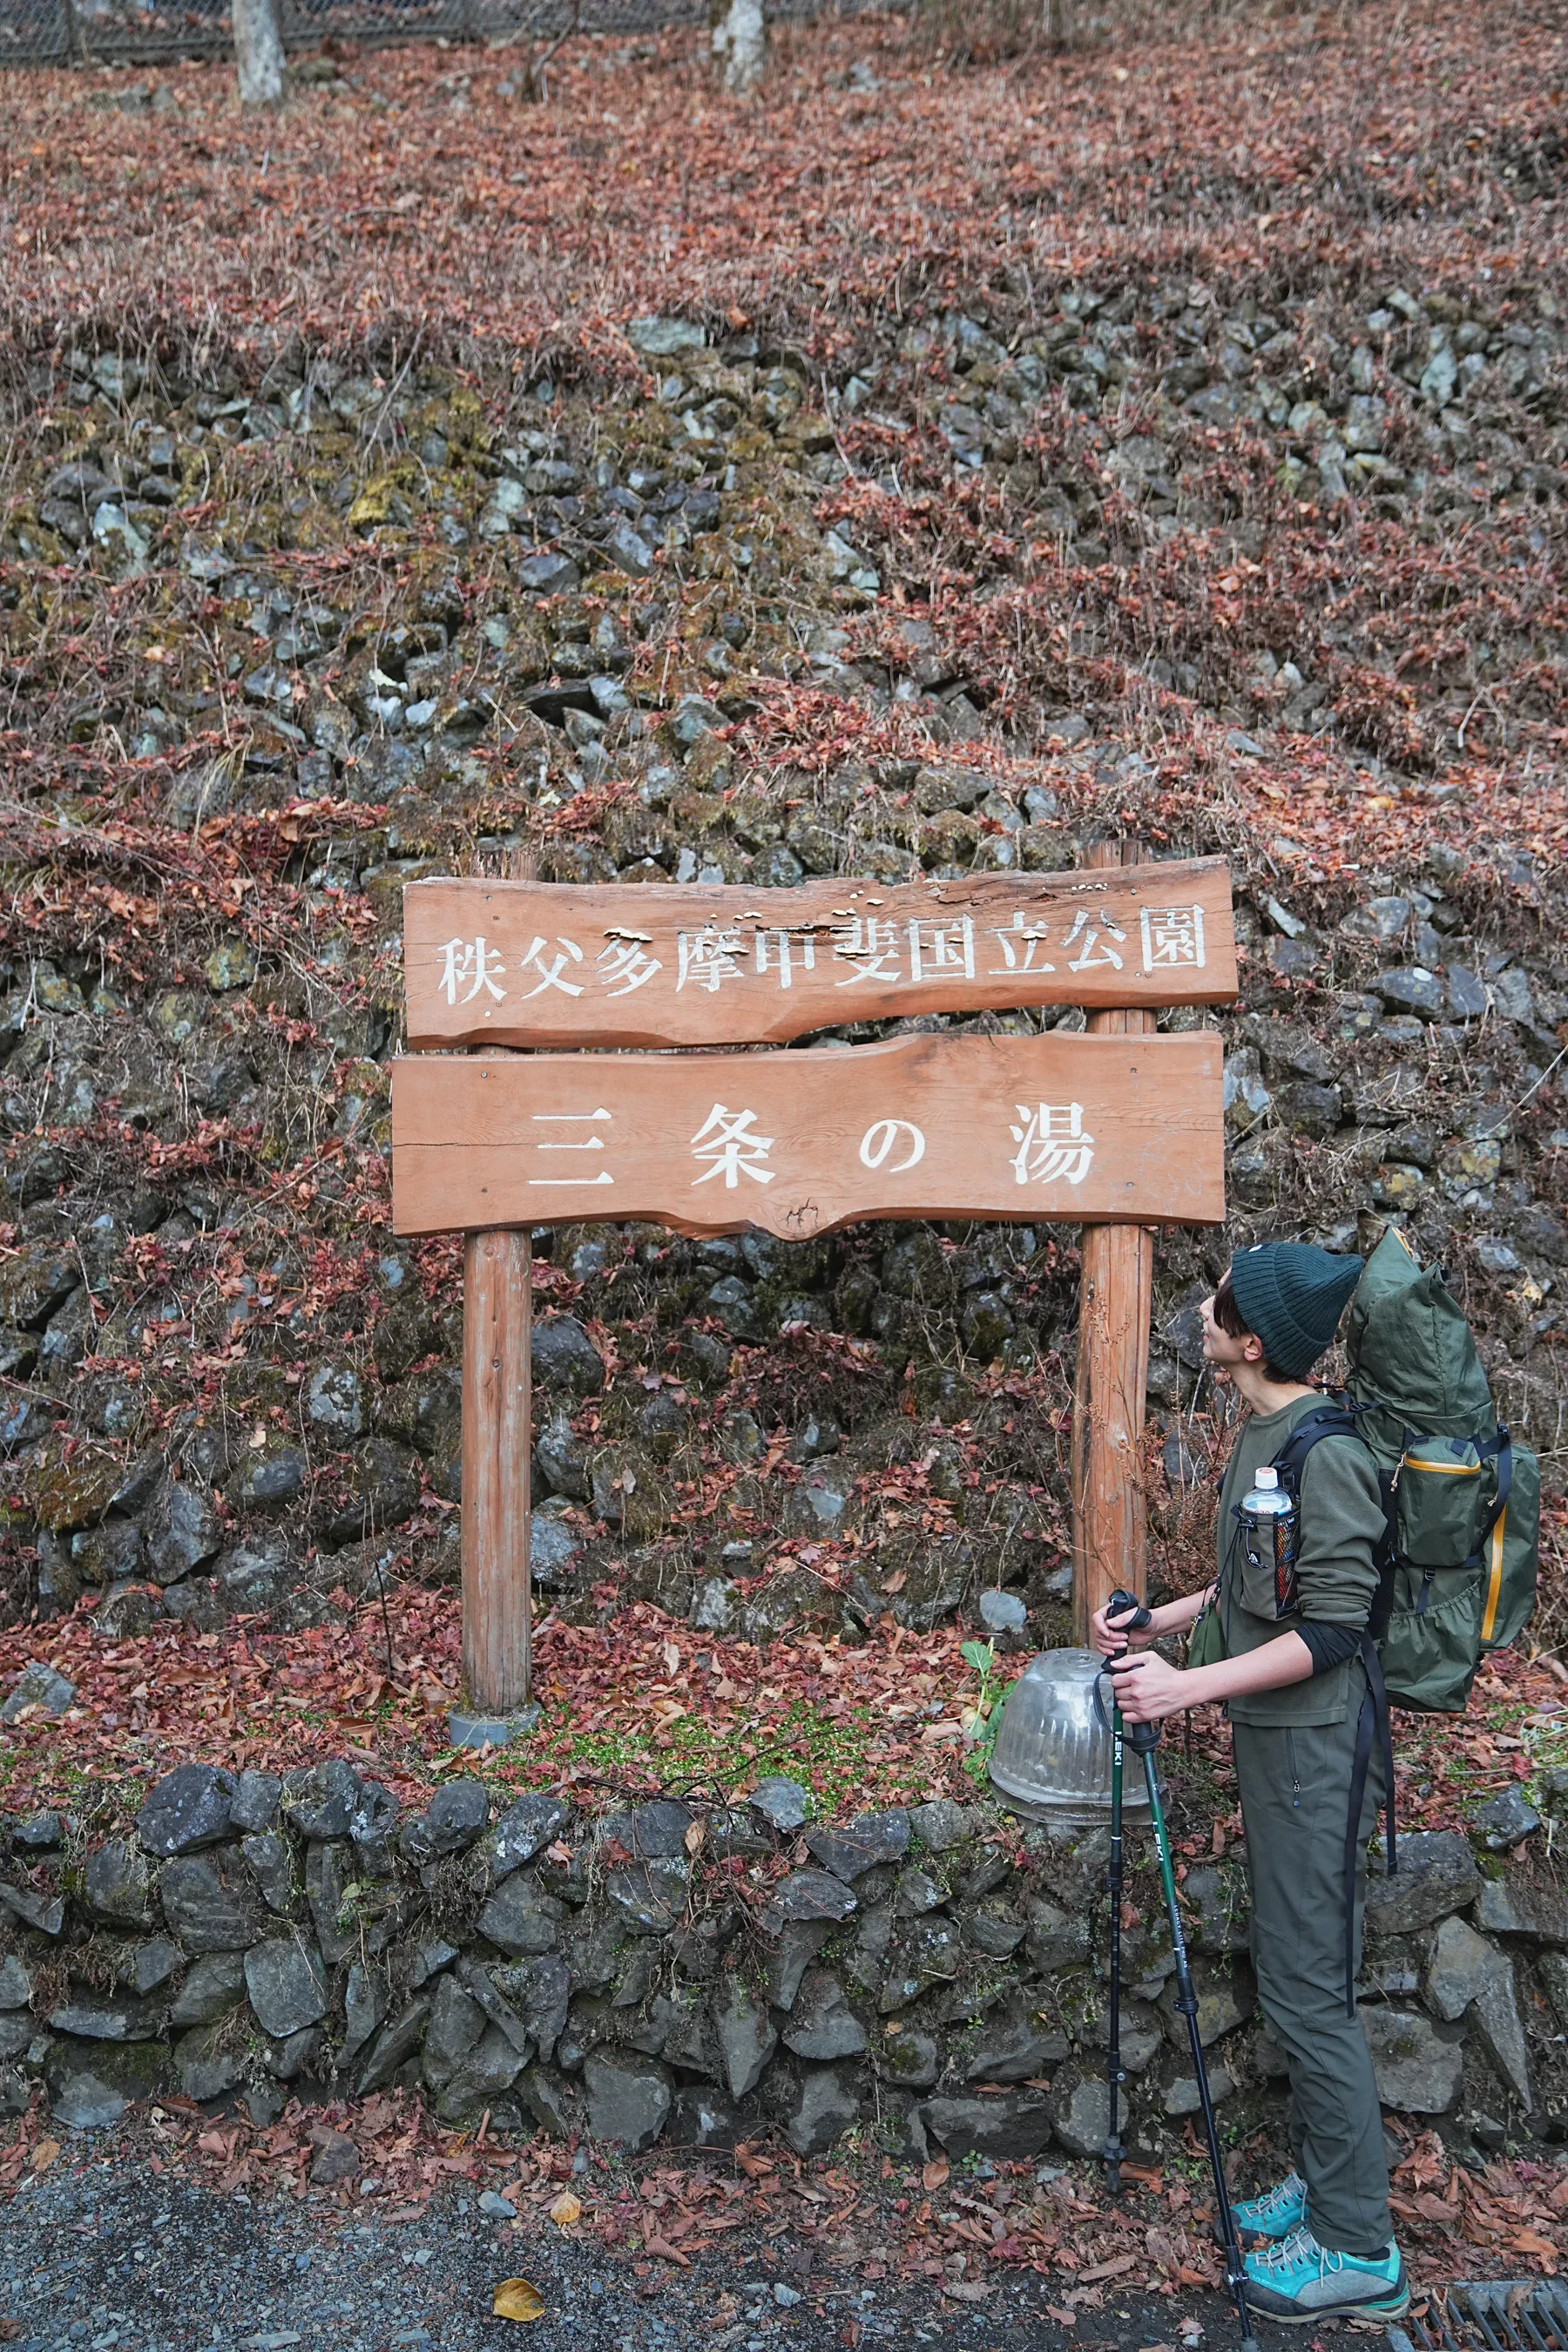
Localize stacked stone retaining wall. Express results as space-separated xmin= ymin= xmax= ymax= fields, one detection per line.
xmin=3 ymin=1760 xmax=1567 ymax=2163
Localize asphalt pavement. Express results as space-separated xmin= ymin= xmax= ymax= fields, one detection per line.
xmin=0 ymin=2155 xmax=1247 ymax=2352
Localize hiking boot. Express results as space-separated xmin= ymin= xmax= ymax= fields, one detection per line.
xmin=1241 ymin=2226 xmax=1408 ymax=2324
xmin=1214 ymin=2171 xmax=1307 ymax=2246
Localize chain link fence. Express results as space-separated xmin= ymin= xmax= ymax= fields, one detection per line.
xmin=1 ymin=0 xmax=854 ymax=71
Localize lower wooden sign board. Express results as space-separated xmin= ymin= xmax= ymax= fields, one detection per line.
xmin=391 ymin=1031 xmax=1224 ymax=1240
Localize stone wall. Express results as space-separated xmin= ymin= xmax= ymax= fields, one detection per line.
xmin=3 ymin=1758 xmax=1566 ymax=2161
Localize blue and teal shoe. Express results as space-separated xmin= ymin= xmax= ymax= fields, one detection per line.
xmin=1215 ymin=2171 xmax=1308 ymax=2246
xmin=1241 ymin=2225 xmax=1409 ymax=2324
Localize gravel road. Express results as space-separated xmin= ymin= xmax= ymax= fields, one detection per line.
xmin=0 ymin=2155 xmax=1245 ymax=2352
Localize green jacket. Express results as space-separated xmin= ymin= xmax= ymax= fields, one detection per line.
xmin=1214 ymin=1390 xmax=1385 ymax=1727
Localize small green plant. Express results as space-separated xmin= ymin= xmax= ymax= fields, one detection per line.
xmin=959 ymin=1639 xmax=1010 ymax=1784
xmin=960 ymin=1638 xmax=997 ymax=1715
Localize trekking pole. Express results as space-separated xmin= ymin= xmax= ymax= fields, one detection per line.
xmin=1101 ymin=1590 xmax=1152 ymax=2200
xmin=1105 ymin=1606 xmax=1261 ymax=2352
xmin=1106 ymin=1681 xmax=1125 ymax=2197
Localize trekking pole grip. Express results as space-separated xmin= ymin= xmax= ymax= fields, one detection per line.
xmin=1105 ymin=1587 xmax=1152 ymax=1632
xmin=1105 ymin=1589 xmax=1161 ymax=1754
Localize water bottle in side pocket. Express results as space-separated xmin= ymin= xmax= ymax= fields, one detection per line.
xmin=1239 ymin=1463 xmax=1301 ymax=1619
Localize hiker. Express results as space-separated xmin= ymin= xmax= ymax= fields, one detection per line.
xmin=1092 ymin=1240 xmax=1407 ymax=2326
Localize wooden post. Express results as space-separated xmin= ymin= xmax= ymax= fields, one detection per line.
xmin=1071 ymin=840 xmax=1156 ymax=1643
xmin=456 ymin=842 xmax=540 ymax=1736
xmin=461 ymin=1225 xmax=533 ymax=1720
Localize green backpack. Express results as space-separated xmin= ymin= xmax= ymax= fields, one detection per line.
xmin=1248 ymin=1227 xmax=1539 ymax=2014
xmin=1345 ymin=1225 xmax=1539 ymax=1713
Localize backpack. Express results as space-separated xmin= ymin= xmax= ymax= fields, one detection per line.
xmin=1273 ymin=1225 xmax=1540 ymax=1716
xmin=1261 ymin=1226 xmax=1540 ymax=2014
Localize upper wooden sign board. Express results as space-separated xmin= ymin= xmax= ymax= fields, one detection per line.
xmin=402 ymin=861 xmax=1236 ymax=1051
xmin=390 ymin=1031 xmax=1225 ymax=1240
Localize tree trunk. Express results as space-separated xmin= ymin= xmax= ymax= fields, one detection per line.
xmin=233 ymin=0 xmax=285 ymax=108
xmin=711 ymin=0 xmax=767 ymax=94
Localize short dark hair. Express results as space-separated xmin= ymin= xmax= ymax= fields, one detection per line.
xmin=1213 ymin=1270 xmax=1293 ymax=1385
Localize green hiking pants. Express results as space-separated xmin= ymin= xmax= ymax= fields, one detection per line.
xmin=1233 ymin=1700 xmax=1390 ymax=2258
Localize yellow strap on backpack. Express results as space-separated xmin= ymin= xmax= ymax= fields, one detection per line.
xmin=1482 ymin=1511 xmax=1507 ymax=1644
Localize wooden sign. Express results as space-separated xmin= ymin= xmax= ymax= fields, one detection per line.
xmin=394 ymin=842 xmax=1232 ymax=1734
xmin=402 ymin=860 xmax=1236 ymax=1051
xmin=391 ymin=1031 xmax=1224 ymax=1240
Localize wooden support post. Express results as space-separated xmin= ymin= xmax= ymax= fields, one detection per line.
xmin=453 ymin=847 xmax=538 ymax=1740
xmin=1071 ymin=840 xmax=1156 ymax=1644
xmin=461 ymin=1226 xmax=532 ymax=1719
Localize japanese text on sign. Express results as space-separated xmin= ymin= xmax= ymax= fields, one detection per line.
xmin=434 ymin=904 xmax=1209 ymax=1010
xmin=510 ymin=1103 xmax=1099 ymax=1196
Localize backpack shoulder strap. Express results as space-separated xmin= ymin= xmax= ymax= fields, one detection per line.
xmin=1274 ymin=1398 xmax=1400 ymax=1590
xmin=1271 ymin=1400 xmax=1368 ymax=1495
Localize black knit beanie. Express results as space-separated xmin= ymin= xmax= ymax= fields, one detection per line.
xmin=1227 ymin=1242 xmax=1364 ymax=1379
